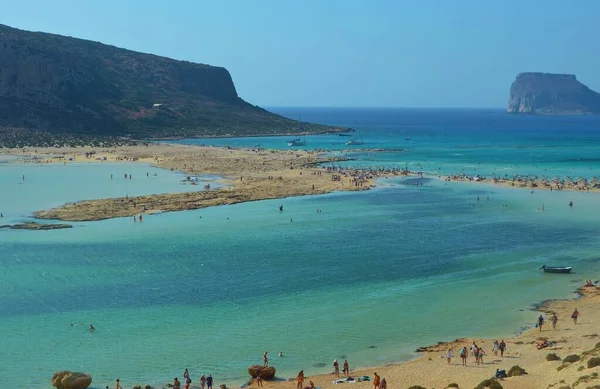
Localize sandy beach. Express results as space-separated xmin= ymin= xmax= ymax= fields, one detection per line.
xmin=254 ymin=286 xmax=600 ymax=389
xmin=1 ymin=144 xmax=376 ymax=221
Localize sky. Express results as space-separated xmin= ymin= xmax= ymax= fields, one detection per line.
xmin=1 ymin=0 xmax=599 ymax=108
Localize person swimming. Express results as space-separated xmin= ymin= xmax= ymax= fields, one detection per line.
xmin=89 ymin=324 xmax=95 ymax=332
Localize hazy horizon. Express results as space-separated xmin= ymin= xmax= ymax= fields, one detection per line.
xmin=2 ymin=0 xmax=598 ymax=108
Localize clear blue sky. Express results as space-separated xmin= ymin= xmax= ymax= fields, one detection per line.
xmin=1 ymin=0 xmax=598 ymax=108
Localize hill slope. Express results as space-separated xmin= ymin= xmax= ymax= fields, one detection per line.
xmin=0 ymin=24 xmax=343 ymax=144
xmin=508 ymin=72 xmax=600 ymax=114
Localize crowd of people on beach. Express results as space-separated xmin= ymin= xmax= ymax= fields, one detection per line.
xmin=109 ymin=370 xmax=213 ymax=389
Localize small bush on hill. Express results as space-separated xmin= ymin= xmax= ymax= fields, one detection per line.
xmin=564 ymin=354 xmax=581 ymax=363
xmin=588 ymin=357 xmax=600 ymax=368
xmin=474 ymin=378 xmax=503 ymax=389
xmin=547 ymin=353 xmax=561 ymax=361
xmin=508 ymin=365 xmax=527 ymax=376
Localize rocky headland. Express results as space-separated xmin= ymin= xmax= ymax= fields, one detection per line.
xmin=0 ymin=24 xmax=348 ymax=147
xmin=0 ymin=222 xmax=73 ymax=230
xmin=508 ymin=72 xmax=600 ymax=114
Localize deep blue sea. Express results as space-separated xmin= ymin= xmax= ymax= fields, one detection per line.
xmin=3 ymin=109 xmax=600 ymax=389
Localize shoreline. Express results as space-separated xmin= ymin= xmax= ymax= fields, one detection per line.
xmin=256 ymin=284 xmax=600 ymax=389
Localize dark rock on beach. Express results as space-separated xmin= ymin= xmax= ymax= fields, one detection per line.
xmin=248 ymin=365 xmax=276 ymax=380
xmin=508 ymin=72 xmax=600 ymax=115
xmin=51 ymin=371 xmax=92 ymax=389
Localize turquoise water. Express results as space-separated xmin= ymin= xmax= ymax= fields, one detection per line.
xmin=4 ymin=109 xmax=600 ymax=389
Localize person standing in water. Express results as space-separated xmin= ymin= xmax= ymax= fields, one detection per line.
xmin=343 ymin=360 xmax=349 ymax=377
xmin=206 ymin=374 xmax=213 ymax=389
xmin=115 ymin=379 xmax=122 ymax=389
xmin=571 ymin=308 xmax=580 ymax=324
xmin=200 ymin=374 xmax=206 ymax=389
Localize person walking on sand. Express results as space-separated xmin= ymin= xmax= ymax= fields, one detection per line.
xmin=200 ymin=374 xmax=206 ymax=389
xmin=492 ymin=340 xmax=499 ymax=356
xmin=446 ymin=348 xmax=453 ymax=364
xmin=551 ymin=313 xmax=558 ymax=329
xmin=256 ymin=374 xmax=263 ymax=387
xmin=499 ymin=340 xmax=506 ymax=357
xmin=373 ymin=372 xmax=380 ymax=389
xmin=343 ymin=360 xmax=349 ymax=377
xmin=296 ymin=370 xmax=304 ymax=389
xmin=460 ymin=346 xmax=467 ymax=366
xmin=333 ymin=359 xmax=339 ymax=377
xmin=537 ymin=314 xmax=545 ymax=331
xmin=263 ymin=351 xmax=268 ymax=367
xmin=572 ymin=308 xmax=580 ymax=324
xmin=478 ymin=347 xmax=485 ymax=364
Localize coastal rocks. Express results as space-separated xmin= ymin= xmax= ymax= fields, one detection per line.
xmin=248 ymin=365 xmax=276 ymax=380
xmin=507 ymin=72 xmax=600 ymax=114
xmin=0 ymin=222 xmax=73 ymax=230
xmin=51 ymin=371 xmax=92 ymax=389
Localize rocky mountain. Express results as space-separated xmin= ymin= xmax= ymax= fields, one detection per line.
xmin=0 ymin=24 xmax=343 ymax=144
xmin=508 ymin=72 xmax=600 ymax=114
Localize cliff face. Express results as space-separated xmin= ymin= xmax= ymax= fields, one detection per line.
xmin=0 ymin=24 xmax=337 ymax=140
xmin=508 ymin=73 xmax=600 ymax=115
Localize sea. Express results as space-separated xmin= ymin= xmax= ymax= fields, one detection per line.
xmin=3 ymin=108 xmax=600 ymax=389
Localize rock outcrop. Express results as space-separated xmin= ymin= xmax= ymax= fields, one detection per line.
xmin=248 ymin=365 xmax=276 ymax=380
xmin=0 ymin=24 xmax=345 ymax=142
xmin=508 ymin=72 xmax=600 ymax=114
xmin=0 ymin=222 xmax=73 ymax=230
xmin=51 ymin=371 xmax=92 ymax=389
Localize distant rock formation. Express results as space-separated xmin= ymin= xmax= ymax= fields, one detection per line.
xmin=0 ymin=24 xmax=345 ymax=143
xmin=508 ymin=73 xmax=600 ymax=114
xmin=51 ymin=371 xmax=92 ymax=389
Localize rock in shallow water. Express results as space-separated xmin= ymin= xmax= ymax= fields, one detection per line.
xmin=248 ymin=365 xmax=276 ymax=380
xmin=51 ymin=371 xmax=92 ymax=389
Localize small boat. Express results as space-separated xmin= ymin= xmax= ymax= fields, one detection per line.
xmin=338 ymin=133 xmax=352 ymax=137
xmin=287 ymin=138 xmax=305 ymax=147
xmin=345 ymin=139 xmax=365 ymax=146
xmin=539 ymin=265 xmax=573 ymax=274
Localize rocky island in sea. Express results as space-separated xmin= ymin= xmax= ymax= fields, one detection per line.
xmin=507 ymin=72 xmax=600 ymax=115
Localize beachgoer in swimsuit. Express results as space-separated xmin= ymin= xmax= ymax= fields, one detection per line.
xmin=256 ymin=375 xmax=263 ymax=387
xmin=263 ymin=351 xmax=268 ymax=367
xmin=296 ymin=370 xmax=304 ymax=389
xmin=379 ymin=378 xmax=387 ymax=389
xmin=492 ymin=340 xmax=499 ymax=356
xmin=460 ymin=346 xmax=467 ymax=366
xmin=445 ymin=348 xmax=453 ymax=364
xmin=551 ymin=313 xmax=558 ymax=329
xmin=572 ymin=309 xmax=580 ymax=324
xmin=279 ymin=351 xmax=283 ymax=357
xmin=115 ymin=379 xmax=122 ymax=389
xmin=184 ymin=369 xmax=190 ymax=380
xmin=373 ymin=372 xmax=380 ymax=389
xmin=308 ymin=380 xmax=315 ymax=389
xmin=89 ymin=324 xmax=95 ymax=332
xmin=333 ymin=359 xmax=339 ymax=377
xmin=537 ymin=315 xmax=544 ymax=331
xmin=206 ymin=374 xmax=213 ymax=389
xmin=200 ymin=374 xmax=206 ymax=389
xmin=343 ymin=360 xmax=349 ymax=377
xmin=173 ymin=378 xmax=181 ymax=389
xmin=499 ymin=340 xmax=506 ymax=357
